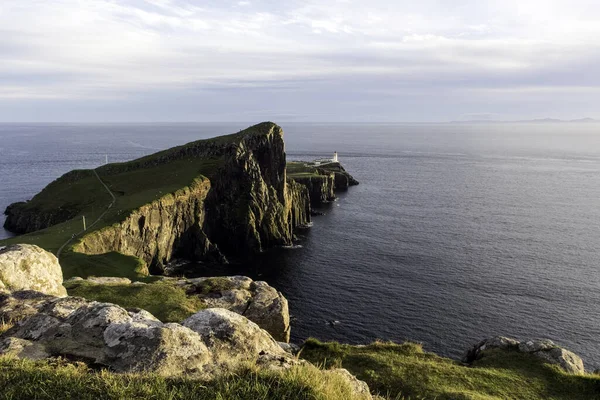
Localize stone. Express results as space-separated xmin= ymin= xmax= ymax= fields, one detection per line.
xmin=325 ymin=368 xmax=373 ymax=399
xmin=0 ymin=244 xmax=67 ymax=297
xmin=518 ymin=339 xmax=584 ymax=374
xmin=183 ymin=276 xmax=291 ymax=342
xmin=518 ymin=339 xmax=557 ymax=353
xmin=462 ymin=336 xmax=520 ymax=363
xmin=278 ymin=341 xmax=301 ymax=355
xmin=243 ymin=281 xmax=290 ymax=343
xmin=1 ymin=295 xmax=213 ymax=377
xmin=81 ymin=277 xmax=132 ymax=285
xmin=463 ymin=337 xmax=584 ymax=373
xmin=182 ymin=308 xmax=289 ymax=369
xmin=0 ymin=337 xmax=50 ymax=360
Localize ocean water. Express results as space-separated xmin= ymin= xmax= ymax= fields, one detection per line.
xmin=2 ymin=122 xmax=600 ymax=368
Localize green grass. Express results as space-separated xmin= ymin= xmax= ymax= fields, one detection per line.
xmin=195 ymin=277 xmax=238 ymax=295
xmin=0 ymin=124 xmax=264 ymax=278
xmin=64 ymin=280 xmax=204 ymax=323
xmin=0 ymin=319 xmax=14 ymax=335
xmin=286 ymin=162 xmax=321 ymax=179
xmin=0 ymin=356 xmax=370 ymax=400
xmin=300 ymin=339 xmax=600 ymax=400
xmin=59 ymin=251 xmax=149 ymax=280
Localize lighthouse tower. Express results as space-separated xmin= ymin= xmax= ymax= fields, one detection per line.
xmin=333 ymin=151 xmax=338 ymax=163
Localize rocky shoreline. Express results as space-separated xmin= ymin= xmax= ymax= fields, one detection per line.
xmin=0 ymin=243 xmax=591 ymax=400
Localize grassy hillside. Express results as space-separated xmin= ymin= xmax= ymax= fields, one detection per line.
xmin=0 ymin=356 xmax=369 ymax=400
xmin=300 ymin=339 xmax=600 ymax=400
xmin=0 ymin=126 xmax=254 ymax=278
xmin=64 ymin=280 xmax=204 ymax=323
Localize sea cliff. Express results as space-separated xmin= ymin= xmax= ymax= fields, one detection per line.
xmin=3 ymin=123 xmax=359 ymax=273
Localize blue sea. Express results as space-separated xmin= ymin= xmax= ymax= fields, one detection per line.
xmin=2 ymin=122 xmax=600 ymax=368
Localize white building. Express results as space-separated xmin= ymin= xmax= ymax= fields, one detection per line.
xmin=313 ymin=152 xmax=339 ymax=165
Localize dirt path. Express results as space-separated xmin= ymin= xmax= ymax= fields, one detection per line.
xmin=56 ymin=169 xmax=115 ymax=259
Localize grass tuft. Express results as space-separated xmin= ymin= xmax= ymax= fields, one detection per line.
xmin=0 ymin=355 xmax=371 ymax=400
xmin=300 ymin=338 xmax=600 ymax=400
xmin=64 ymin=281 xmax=204 ymax=323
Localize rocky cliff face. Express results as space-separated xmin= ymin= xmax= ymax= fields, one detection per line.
xmin=4 ymin=170 xmax=96 ymax=234
xmin=4 ymin=203 xmax=77 ymax=235
xmin=69 ymin=122 xmax=310 ymax=269
xmin=72 ymin=177 xmax=224 ymax=273
xmin=290 ymin=173 xmax=336 ymax=206
xmin=203 ymin=123 xmax=299 ymax=256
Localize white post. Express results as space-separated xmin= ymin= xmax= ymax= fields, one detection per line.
xmin=82 ymin=215 xmax=87 ymax=231
xmin=105 ymin=155 xmax=108 ymax=164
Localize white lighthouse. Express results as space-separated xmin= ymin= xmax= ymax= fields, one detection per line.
xmin=333 ymin=151 xmax=338 ymax=163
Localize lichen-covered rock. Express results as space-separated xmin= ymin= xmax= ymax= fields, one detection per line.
xmin=0 ymin=290 xmax=56 ymax=323
xmin=1 ymin=295 xmax=213 ymax=377
xmin=182 ymin=308 xmax=289 ymax=369
xmin=463 ymin=337 xmax=584 ymax=373
xmin=290 ymin=173 xmax=336 ymax=206
xmin=325 ymin=368 xmax=373 ymax=399
xmin=243 ymin=281 xmax=290 ymax=343
xmin=0 ymin=337 xmax=50 ymax=360
xmin=181 ymin=276 xmax=290 ymax=342
xmin=0 ymin=245 xmax=67 ymax=297
xmin=75 ymin=277 xmax=132 ymax=285
xmin=1 ymin=291 xmax=302 ymax=378
xmin=462 ymin=336 xmax=520 ymax=363
xmin=519 ymin=339 xmax=584 ymax=374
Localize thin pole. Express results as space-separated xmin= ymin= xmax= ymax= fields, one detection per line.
xmin=83 ymin=215 xmax=87 ymax=231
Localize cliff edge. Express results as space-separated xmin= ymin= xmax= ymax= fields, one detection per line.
xmin=2 ymin=122 xmax=312 ymax=274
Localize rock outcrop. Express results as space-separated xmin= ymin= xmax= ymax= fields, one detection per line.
xmin=62 ymin=275 xmax=291 ymax=342
xmin=5 ymin=123 xmax=313 ymax=271
xmin=463 ymin=336 xmax=584 ymax=373
xmin=290 ymin=173 xmax=336 ymax=206
xmin=0 ymin=290 xmax=298 ymax=378
xmin=0 ymin=245 xmax=67 ymax=297
xmin=72 ymin=177 xmax=224 ymax=273
xmin=182 ymin=308 xmax=289 ymax=370
xmin=180 ymin=276 xmax=290 ymax=342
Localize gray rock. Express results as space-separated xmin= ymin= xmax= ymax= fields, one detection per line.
xmin=324 ymin=368 xmax=373 ymax=399
xmin=182 ymin=308 xmax=290 ymax=370
xmin=183 ymin=276 xmax=291 ymax=342
xmin=278 ymin=341 xmax=301 ymax=355
xmin=518 ymin=339 xmax=557 ymax=353
xmin=462 ymin=336 xmax=520 ymax=363
xmin=243 ymin=281 xmax=290 ymax=343
xmin=0 ymin=244 xmax=67 ymax=297
xmin=80 ymin=277 xmax=132 ymax=285
xmin=0 ymin=337 xmax=50 ymax=360
xmin=463 ymin=337 xmax=584 ymax=373
xmin=1 ymin=295 xmax=213 ymax=377
xmin=519 ymin=339 xmax=584 ymax=374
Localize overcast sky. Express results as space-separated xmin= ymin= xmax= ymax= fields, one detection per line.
xmin=1 ymin=0 xmax=599 ymax=122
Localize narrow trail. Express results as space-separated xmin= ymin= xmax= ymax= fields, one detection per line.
xmin=56 ymin=169 xmax=116 ymax=259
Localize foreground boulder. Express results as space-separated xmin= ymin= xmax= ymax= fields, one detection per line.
xmin=0 ymin=245 xmax=67 ymax=297
xmin=177 ymin=276 xmax=290 ymax=342
xmin=0 ymin=290 xmax=301 ymax=380
xmin=463 ymin=336 xmax=584 ymax=373
xmin=183 ymin=308 xmax=291 ymax=372
xmin=1 ymin=294 xmax=212 ymax=377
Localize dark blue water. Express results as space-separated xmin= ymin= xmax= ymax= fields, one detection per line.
xmin=2 ymin=122 xmax=600 ymax=368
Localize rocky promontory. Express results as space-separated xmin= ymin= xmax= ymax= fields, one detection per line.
xmin=2 ymin=123 xmax=361 ymax=275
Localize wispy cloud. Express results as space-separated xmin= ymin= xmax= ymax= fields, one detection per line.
xmin=0 ymin=0 xmax=599 ymax=121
